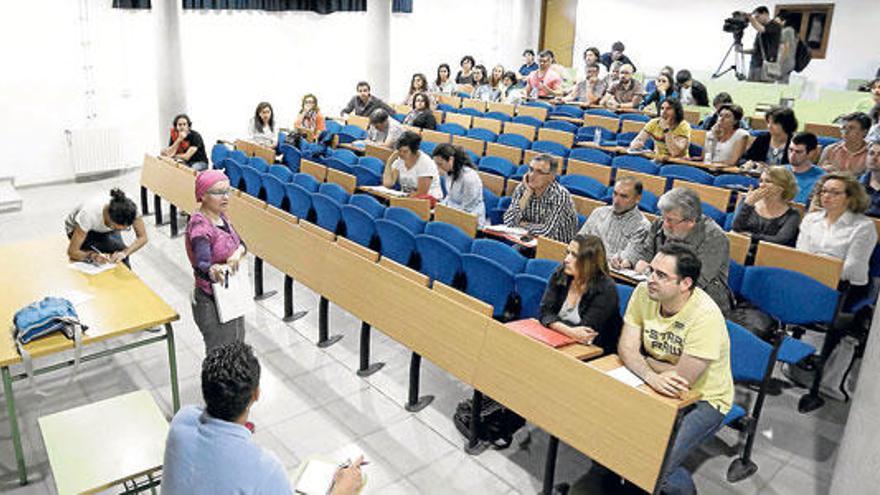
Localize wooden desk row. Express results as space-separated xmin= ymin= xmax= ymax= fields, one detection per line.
xmin=140 ymin=157 xmax=698 ymax=493
xmin=234 ymin=139 xmax=276 ymax=164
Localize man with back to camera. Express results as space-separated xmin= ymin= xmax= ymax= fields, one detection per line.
xmin=503 ymin=154 xmax=578 ymax=243
xmin=742 ymin=6 xmax=782 ymax=82
xmin=618 ymin=243 xmax=734 ymax=495
xmin=162 ymin=342 xmax=364 ymax=495
xmin=341 ymin=81 xmax=393 ymax=118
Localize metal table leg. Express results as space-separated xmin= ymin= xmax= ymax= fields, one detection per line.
xmin=357 ymin=322 xmax=384 ymax=377
xmin=165 ymin=323 xmax=180 ymax=412
xmin=317 ymin=296 xmax=342 ymax=348
xmin=542 ymin=435 xmax=560 ymax=495
xmin=3 ymin=366 xmax=27 ymax=485
xmin=282 ymin=275 xmax=308 ymax=322
xmin=253 ymin=257 xmax=277 ymax=301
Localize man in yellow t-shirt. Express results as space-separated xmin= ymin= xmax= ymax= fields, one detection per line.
xmin=619 ymin=242 xmax=733 ymax=495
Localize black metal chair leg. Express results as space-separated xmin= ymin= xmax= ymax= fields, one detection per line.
xmin=542 ymin=436 xmax=560 ymax=495
xmin=282 ymin=275 xmax=308 ymax=322
xmin=317 ymin=296 xmax=342 ymax=348
xmin=357 ymin=322 xmax=384 ymax=377
xmin=253 ymin=257 xmax=277 ymax=301
xmin=405 ymin=352 xmax=433 ymax=412
xmin=465 ymin=389 xmax=486 ymax=454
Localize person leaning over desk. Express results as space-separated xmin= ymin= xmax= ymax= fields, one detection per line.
xmin=185 ymin=170 xmax=248 ymax=354
xmin=65 ymin=188 xmax=147 ymax=268
xmin=539 ymin=233 xmax=622 ymax=354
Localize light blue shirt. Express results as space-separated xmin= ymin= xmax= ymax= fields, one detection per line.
xmin=787 ymin=164 xmax=825 ymax=204
xmin=442 ymin=166 xmax=486 ymax=227
xmin=162 ymin=405 xmax=292 ymax=495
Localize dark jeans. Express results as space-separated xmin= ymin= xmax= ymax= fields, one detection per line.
xmin=76 ymin=230 xmax=130 ymax=268
xmin=660 ymin=400 xmax=725 ymax=495
xmin=191 ymin=288 xmax=245 ymax=354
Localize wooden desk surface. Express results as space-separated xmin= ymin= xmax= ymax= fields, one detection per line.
xmin=39 ymin=390 xmax=168 ymax=495
xmin=140 ymin=155 xmax=197 ymax=213
xmin=0 ymin=238 xmax=179 ymax=367
xmin=473 ymin=322 xmax=695 ymax=492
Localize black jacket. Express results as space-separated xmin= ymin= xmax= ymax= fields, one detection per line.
xmin=743 ymin=133 xmax=790 ymax=165
xmin=538 ymin=267 xmax=622 ymax=355
xmin=679 ymin=80 xmax=710 ymax=107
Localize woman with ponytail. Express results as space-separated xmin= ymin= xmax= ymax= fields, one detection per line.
xmin=65 ymin=188 xmax=147 ymax=267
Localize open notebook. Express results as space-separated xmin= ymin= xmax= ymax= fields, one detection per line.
xmin=291 ymin=457 xmax=366 ymax=495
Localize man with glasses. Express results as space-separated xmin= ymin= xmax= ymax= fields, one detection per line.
xmin=786 ymin=132 xmax=825 ymax=204
xmin=614 ymin=187 xmax=733 ymax=314
xmin=578 ymin=176 xmax=650 ymax=257
xmin=618 ymin=243 xmax=733 ymax=495
xmin=818 ymin=112 xmax=871 ymax=175
xmin=558 ymin=63 xmax=606 ymax=105
xmin=600 ymin=63 xmax=643 ymax=110
xmin=503 ymin=154 xmax=578 ymax=243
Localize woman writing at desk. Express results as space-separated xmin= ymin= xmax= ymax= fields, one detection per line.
xmin=382 ymin=131 xmax=444 ymax=206
xmin=65 ymin=188 xmax=147 ymax=268
xmin=539 ymin=234 xmax=622 ymax=354
xmin=186 ymin=170 xmax=248 ymax=353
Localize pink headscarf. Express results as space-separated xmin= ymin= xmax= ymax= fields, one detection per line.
xmin=195 ymin=169 xmax=228 ymax=202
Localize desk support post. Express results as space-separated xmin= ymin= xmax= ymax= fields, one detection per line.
xmin=153 ymin=195 xmax=163 ymax=225
xmin=465 ymin=389 xmax=486 ymax=454
xmin=405 ymin=352 xmax=434 ymax=412
xmin=542 ymin=435 xmax=560 ymax=495
xmin=317 ymin=296 xmax=342 ymax=348
xmin=165 ymin=323 xmax=181 ymax=413
xmin=651 ymin=405 xmax=690 ymax=495
xmin=2 ymin=366 xmax=27 ymax=485
xmin=169 ymin=204 xmax=179 ymax=237
xmin=253 ymin=257 xmax=277 ymax=301
xmin=282 ymin=275 xmax=308 ymax=322
xmin=140 ymin=186 xmax=149 ymax=215
xmin=357 ymin=322 xmax=384 ymax=377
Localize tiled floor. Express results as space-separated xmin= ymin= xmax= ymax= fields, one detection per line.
xmin=0 ymin=171 xmax=850 ymax=494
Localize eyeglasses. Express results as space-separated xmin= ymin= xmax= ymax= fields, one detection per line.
xmin=662 ymin=215 xmax=690 ymax=226
xmin=205 ymin=188 xmax=232 ymax=197
xmin=528 ymin=166 xmax=552 ymax=176
xmin=820 ymin=188 xmax=846 ymax=197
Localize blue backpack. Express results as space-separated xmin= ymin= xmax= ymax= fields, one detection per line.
xmin=12 ymin=297 xmax=85 ymax=391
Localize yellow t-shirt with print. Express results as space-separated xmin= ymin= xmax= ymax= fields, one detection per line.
xmin=642 ymin=118 xmax=692 ymax=157
xmin=624 ymin=282 xmax=733 ymax=413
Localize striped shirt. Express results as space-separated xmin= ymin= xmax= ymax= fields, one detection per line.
xmin=504 ymin=180 xmax=578 ymax=242
xmin=577 ymin=205 xmax=650 ymax=257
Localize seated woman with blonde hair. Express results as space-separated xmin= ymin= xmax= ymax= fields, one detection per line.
xmin=732 ymin=166 xmax=801 ymax=247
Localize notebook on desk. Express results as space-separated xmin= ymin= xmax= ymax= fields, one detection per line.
xmin=505 ymin=318 xmax=575 ymax=348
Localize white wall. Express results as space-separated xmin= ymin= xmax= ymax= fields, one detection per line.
xmin=0 ymin=1 xmax=158 ymax=186
xmin=574 ymin=0 xmax=880 ymax=88
xmin=0 ymin=0 xmax=539 ymax=187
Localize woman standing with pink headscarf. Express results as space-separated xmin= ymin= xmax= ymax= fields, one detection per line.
xmin=185 ymin=170 xmax=248 ymax=352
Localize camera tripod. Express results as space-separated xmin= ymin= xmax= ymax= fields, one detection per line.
xmin=712 ymin=38 xmax=747 ymax=80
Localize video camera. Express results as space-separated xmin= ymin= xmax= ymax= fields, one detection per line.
xmin=723 ymin=11 xmax=750 ymax=40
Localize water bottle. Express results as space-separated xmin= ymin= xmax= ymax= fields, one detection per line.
xmin=593 ymin=127 xmax=602 ymax=145
xmin=704 ymin=133 xmax=716 ymax=163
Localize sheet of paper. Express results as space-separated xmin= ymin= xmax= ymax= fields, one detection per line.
xmin=293 ymin=458 xmax=338 ymax=494
xmin=54 ymin=289 xmax=94 ymax=306
xmin=361 ymin=185 xmax=408 ymax=197
xmin=606 ymin=366 xmax=646 ymax=388
xmin=212 ymin=267 xmax=255 ymax=324
xmin=611 ymin=267 xmax=648 ymax=282
xmin=68 ymin=261 xmax=116 ymax=275
xmin=485 ymin=224 xmax=528 ymax=236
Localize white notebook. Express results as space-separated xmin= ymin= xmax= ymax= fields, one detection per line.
xmin=292 ymin=457 xmax=367 ymax=495
xmin=211 ymin=266 xmax=254 ymax=323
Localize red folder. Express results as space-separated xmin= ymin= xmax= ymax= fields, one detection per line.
xmin=504 ymin=319 xmax=575 ymax=348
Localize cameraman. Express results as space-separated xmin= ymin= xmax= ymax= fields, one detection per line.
xmin=741 ymin=6 xmax=781 ymax=82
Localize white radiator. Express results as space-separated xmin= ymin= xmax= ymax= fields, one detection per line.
xmin=66 ymin=127 xmax=128 ymax=176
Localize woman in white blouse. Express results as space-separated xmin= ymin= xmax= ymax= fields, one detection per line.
xmin=431 ymin=143 xmax=486 ymax=227
xmin=249 ymin=102 xmax=277 ymax=148
xmin=430 ymin=63 xmax=456 ymax=95
xmin=705 ymin=103 xmax=750 ymax=165
xmin=797 ymin=173 xmax=877 ymax=298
